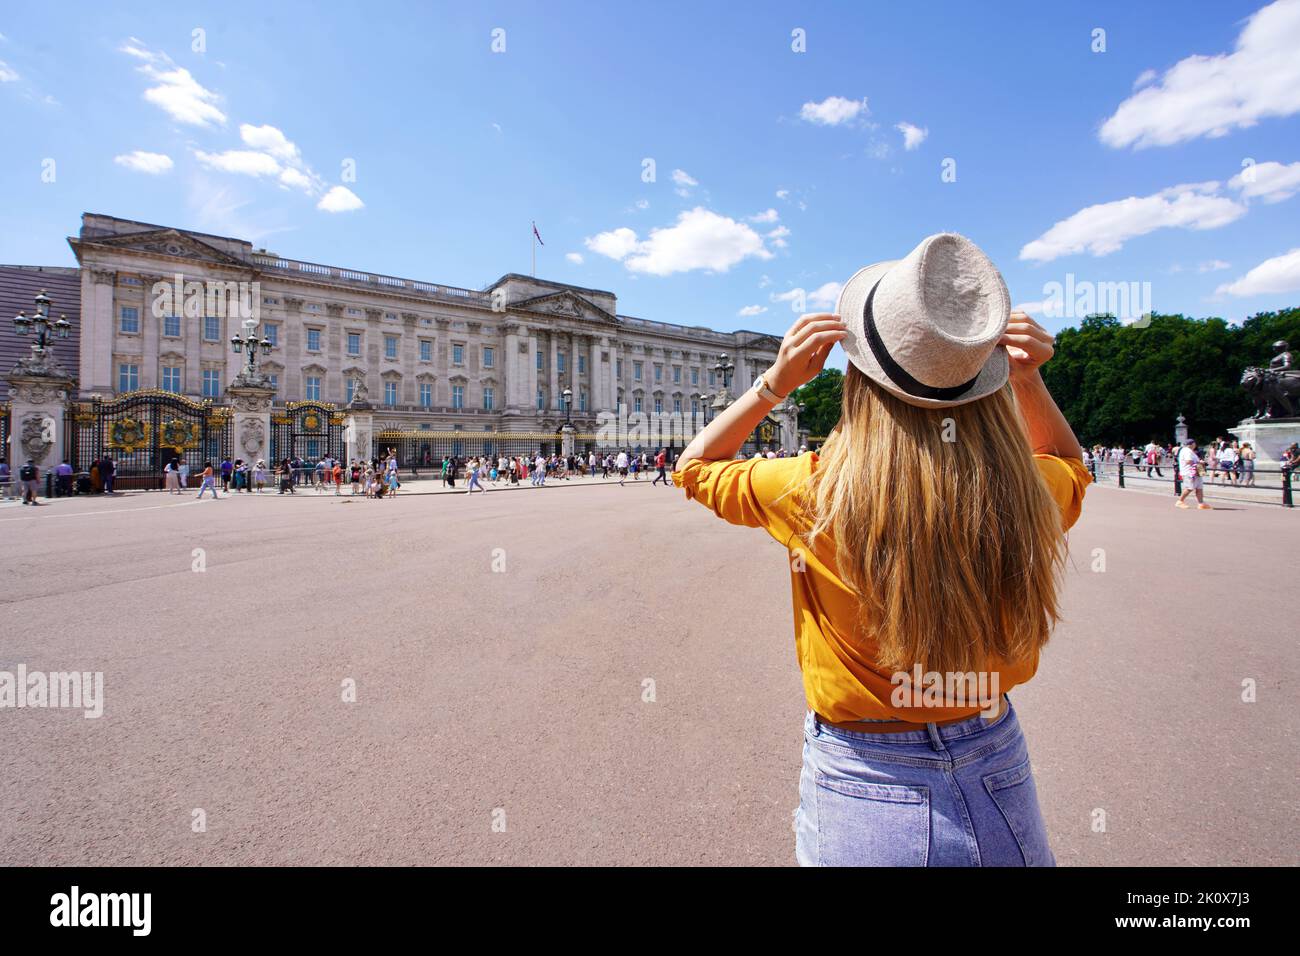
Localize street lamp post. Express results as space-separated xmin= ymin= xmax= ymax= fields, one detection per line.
xmin=562 ymin=386 xmax=573 ymax=425
xmin=712 ymin=353 xmax=735 ymax=392
xmin=12 ymin=289 xmax=71 ymax=364
xmin=230 ymin=318 xmax=273 ymax=385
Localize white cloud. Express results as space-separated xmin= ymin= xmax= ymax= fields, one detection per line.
xmin=565 ymin=252 xmax=584 ymax=265
xmin=738 ymin=305 xmax=767 ymax=317
xmin=767 ymin=225 xmax=791 ymax=249
xmin=1216 ymin=248 xmax=1300 ymax=296
xmin=895 ymin=121 xmax=929 ymax=150
xmin=194 ymin=149 xmax=281 ymax=177
xmin=121 ymin=39 xmax=226 ymax=127
xmin=585 ymin=227 xmax=640 ymax=261
xmin=240 ymin=123 xmax=300 ymax=162
xmin=278 ymin=167 xmax=312 ymax=190
xmin=775 ymin=189 xmax=790 ymax=200
xmin=799 ymin=95 xmax=868 ymax=126
xmin=1099 ymin=0 xmax=1300 ymax=149
xmin=758 ymin=274 xmax=772 ymax=289
xmin=750 ymin=208 xmax=779 ymax=223
xmin=1198 ymin=260 xmax=1231 ymax=272
xmin=585 ymin=208 xmax=773 ymax=276
xmin=114 ymin=150 xmax=173 ymax=174
xmin=808 ymin=282 xmax=842 ymax=309
xmin=635 ymin=198 xmax=649 ymax=210
xmin=1229 ymin=159 xmax=1300 ymax=203
xmin=672 ymin=168 xmax=698 ymax=198
xmin=1020 ymin=181 xmax=1246 ymax=262
xmin=1132 ymin=68 xmax=1158 ymax=90
xmin=0 ymin=60 xmax=18 ymax=83
xmin=316 ymin=185 xmax=364 ymax=213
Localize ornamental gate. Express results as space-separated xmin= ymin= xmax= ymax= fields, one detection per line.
xmin=65 ymin=389 xmax=232 ymax=490
xmin=270 ymin=401 xmax=345 ymax=464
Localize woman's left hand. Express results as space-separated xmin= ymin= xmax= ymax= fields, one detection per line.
xmin=767 ymin=313 xmax=849 ymax=397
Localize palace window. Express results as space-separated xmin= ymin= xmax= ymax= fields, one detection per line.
xmin=691 ymin=367 xmax=699 ymax=385
xmin=305 ymin=376 xmax=321 ymax=400
xmin=482 ymin=346 xmax=494 ymax=369
xmin=120 ymin=307 xmax=139 ymax=334
xmin=537 ymin=350 xmax=544 ymax=371
xmin=203 ymin=315 xmax=220 ymax=341
xmin=420 ymin=340 xmax=432 ymax=362
xmin=453 ymin=343 xmax=465 ymax=366
xmin=558 ymin=352 xmax=566 ymax=373
xmin=307 ymin=328 xmax=322 ymax=351
xmin=346 ymin=378 xmax=358 ymax=404
xmin=579 ymin=390 xmax=588 ymax=412
xmin=673 ymin=366 xmax=681 ymax=384
xmin=162 ymin=366 xmax=182 ymax=393
xmin=384 ymin=381 xmax=398 ymax=406
xmin=264 ymin=323 xmax=279 ymax=346
xmin=634 ymin=395 xmax=643 ymax=413
xmin=578 ymin=354 xmax=586 ymax=375
xmin=385 ymin=335 xmax=399 ymax=360
xmin=202 ymin=369 xmax=221 ymax=398
xmin=118 ymin=363 xmax=139 ymax=392
xmin=633 ymin=361 xmax=643 ymax=381
xmin=536 ymin=388 xmax=544 ymax=410
xmin=654 ymin=397 xmax=663 ymax=415
xmin=452 ymin=384 xmax=465 ymax=409
xmin=419 ymin=382 xmax=433 ymax=408
xmin=709 ymin=370 xmax=717 ymax=386
xmin=347 ymin=332 xmax=361 ymax=356
xmin=673 ymin=397 xmax=681 ymax=413
xmin=267 ymin=374 xmax=279 ymax=393
xmin=163 ymin=314 xmax=181 ymax=337
xmin=654 ymin=364 xmax=662 ymax=383
xmin=483 ymin=387 xmax=494 ymax=411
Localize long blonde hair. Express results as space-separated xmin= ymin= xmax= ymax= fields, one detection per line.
xmin=802 ymin=365 xmax=1066 ymax=675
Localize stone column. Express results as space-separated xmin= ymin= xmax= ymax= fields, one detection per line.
xmin=82 ymin=268 xmax=116 ymax=396
xmin=6 ymin=371 xmax=75 ymax=495
xmin=549 ymin=332 xmax=560 ymax=411
xmin=364 ymin=309 xmax=383 ymax=402
xmin=226 ymin=382 xmax=276 ymax=467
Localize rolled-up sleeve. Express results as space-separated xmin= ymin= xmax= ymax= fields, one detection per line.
xmin=674 ymin=454 xmax=813 ymax=541
xmin=1033 ymin=454 xmax=1091 ymax=531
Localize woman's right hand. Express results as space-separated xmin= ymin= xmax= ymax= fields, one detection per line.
xmin=1000 ymin=312 xmax=1054 ymax=380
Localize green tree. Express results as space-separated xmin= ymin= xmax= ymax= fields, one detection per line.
xmin=790 ymin=367 xmax=843 ymax=438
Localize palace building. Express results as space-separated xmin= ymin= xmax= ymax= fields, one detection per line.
xmin=67 ymin=213 xmax=784 ymax=438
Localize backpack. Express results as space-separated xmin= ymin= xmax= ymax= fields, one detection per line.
xmin=20 ymin=464 xmax=37 ymax=481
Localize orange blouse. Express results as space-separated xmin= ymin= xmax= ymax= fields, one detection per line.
xmin=673 ymin=452 xmax=1091 ymax=722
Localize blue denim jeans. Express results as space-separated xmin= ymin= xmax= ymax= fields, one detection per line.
xmin=795 ymin=697 xmax=1055 ymax=866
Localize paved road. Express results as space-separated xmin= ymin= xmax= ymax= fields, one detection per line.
xmin=0 ymin=479 xmax=1294 ymax=865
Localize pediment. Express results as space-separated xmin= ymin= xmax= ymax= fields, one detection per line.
xmin=514 ymin=290 xmax=615 ymax=324
xmin=80 ymin=229 xmax=249 ymax=268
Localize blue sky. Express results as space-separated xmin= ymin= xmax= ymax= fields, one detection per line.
xmin=2 ymin=0 xmax=1299 ymax=348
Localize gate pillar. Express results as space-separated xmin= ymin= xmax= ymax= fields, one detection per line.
xmin=6 ymin=370 xmax=75 ymax=488
xmin=226 ymin=383 xmax=276 ymax=466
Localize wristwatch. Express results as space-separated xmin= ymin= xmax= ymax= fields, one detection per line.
xmin=752 ymin=373 xmax=787 ymax=405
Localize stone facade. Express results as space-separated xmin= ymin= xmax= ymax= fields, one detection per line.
xmin=67 ymin=213 xmax=783 ymax=435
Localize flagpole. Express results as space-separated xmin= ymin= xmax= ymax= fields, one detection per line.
xmin=532 ymin=226 xmax=536 ymax=277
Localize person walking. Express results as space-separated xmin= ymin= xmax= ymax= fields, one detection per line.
xmin=670 ymin=234 xmax=1089 ymax=866
xmin=0 ymin=461 xmax=10 ymax=501
xmin=18 ymin=459 xmax=41 ymax=506
xmin=465 ymin=457 xmax=486 ymax=495
xmin=197 ymin=462 xmax=220 ymax=499
xmin=100 ymin=455 xmax=116 ymax=494
xmin=164 ymin=459 xmax=181 ymax=494
xmin=1240 ymin=442 xmax=1256 ymax=487
xmin=219 ymin=456 xmax=233 ymax=493
xmin=652 ymin=447 xmax=670 ymax=486
xmin=1175 ymin=440 xmax=1211 ymax=510
xmin=616 ymin=449 xmax=629 ymax=486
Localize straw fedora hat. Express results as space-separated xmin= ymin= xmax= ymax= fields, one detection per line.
xmin=835 ymin=232 xmax=1011 ymax=408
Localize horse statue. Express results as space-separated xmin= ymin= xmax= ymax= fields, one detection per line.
xmin=1241 ymin=366 xmax=1300 ymax=419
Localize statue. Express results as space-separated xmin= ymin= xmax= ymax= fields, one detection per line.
xmin=1241 ymin=341 xmax=1300 ymax=419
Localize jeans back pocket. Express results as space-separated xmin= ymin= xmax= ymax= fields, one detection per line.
xmin=814 ymin=773 xmax=930 ymax=867
xmin=982 ymin=758 xmax=1055 ymax=866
